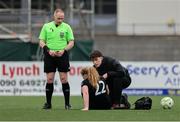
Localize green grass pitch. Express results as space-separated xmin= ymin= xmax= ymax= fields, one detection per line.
xmin=0 ymin=96 xmax=179 ymax=121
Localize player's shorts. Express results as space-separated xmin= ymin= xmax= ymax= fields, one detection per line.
xmin=43 ymin=51 xmax=70 ymax=73
xmin=89 ymin=94 xmax=111 ymax=110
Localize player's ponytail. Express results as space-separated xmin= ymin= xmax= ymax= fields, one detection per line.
xmin=88 ymin=67 xmax=99 ymax=89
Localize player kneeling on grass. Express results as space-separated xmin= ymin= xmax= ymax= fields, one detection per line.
xmin=81 ymin=67 xmax=111 ymax=111
xmin=90 ymin=50 xmax=131 ymax=109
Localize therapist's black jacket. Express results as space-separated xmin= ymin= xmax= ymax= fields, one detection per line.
xmin=94 ymin=56 xmax=128 ymax=80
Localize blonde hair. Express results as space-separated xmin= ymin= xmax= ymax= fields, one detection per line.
xmin=81 ymin=67 xmax=100 ymax=88
xmin=81 ymin=67 xmax=89 ymax=76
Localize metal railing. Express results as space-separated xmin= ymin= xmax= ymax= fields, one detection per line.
xmin=118 ymin=23 xmax=180 ymax=36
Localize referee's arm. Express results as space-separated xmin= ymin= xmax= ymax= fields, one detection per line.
xmin=39 ymin=40 xmax=46 ymax=48
xmin=64 ymin=40 xmax=74 ymax=51
xmin=39 ymin=40 xmax=50 ymax=53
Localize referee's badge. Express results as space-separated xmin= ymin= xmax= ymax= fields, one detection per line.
xmin=60 ymin=32 xmax=64 ymax=38
xmin=50 ymin=28 xmax=54 ymax=32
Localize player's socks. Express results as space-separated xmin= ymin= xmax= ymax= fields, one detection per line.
xmin=62 ymin=82 xmax=70 ymax=109
xmin=45 ymin=83 xmax=54 ymax=106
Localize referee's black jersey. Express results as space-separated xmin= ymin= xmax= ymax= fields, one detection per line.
xmin=81 ymin=79 xmax=111 ymax=110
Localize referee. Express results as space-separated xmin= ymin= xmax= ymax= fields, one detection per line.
xmin=39 ymin=9 xmax=74 ymax=110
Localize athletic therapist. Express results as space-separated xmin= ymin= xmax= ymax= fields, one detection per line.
xmin=90 ymin=50 xmax=131 ymax=109
xmin=39 ymin=8 xmax=74 ymax=110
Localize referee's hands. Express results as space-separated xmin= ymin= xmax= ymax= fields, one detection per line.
xmin=48 ymin=50 xmax=65 ymax=57
xmin=54 ymin=50 xmax=65 ymax=57
xmin=49 ymin=50 xmax=56 ymax=57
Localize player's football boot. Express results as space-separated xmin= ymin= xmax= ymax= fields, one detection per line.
xmin=65 ymin=104 xmax=71 ymax=110
xmin=43 ymin=103 xmax=52 ymax=109
xmin=120 ymin=93 xmax=131 ymax=109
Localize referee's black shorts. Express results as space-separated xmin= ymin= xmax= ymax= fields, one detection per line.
xmin=43 ymin=51 xmax=70 ymax=73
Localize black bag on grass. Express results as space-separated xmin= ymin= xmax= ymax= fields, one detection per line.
xmin=134 ymin=97 xmax=152 ymax=110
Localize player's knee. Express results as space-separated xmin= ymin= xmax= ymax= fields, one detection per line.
xmin=60 ymin=77 xmax=67 ymax=83
xmin=47 ymin=77 xmax=54 ymax=83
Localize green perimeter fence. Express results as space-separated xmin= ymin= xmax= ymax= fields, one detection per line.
xmin=0 ymin=39 xmax=93 ymax=61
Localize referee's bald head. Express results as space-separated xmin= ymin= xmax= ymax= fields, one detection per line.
xmin=54 ymin=9 xmax=64 ymax=24
xmin=54 ymin=9 xmax=64 ymax=16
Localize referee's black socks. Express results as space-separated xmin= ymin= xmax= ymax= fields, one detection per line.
xmin=45 ymin=83 xmax=54 ymax=105
xmin=62 ymin=82 xmax=70 ymax=106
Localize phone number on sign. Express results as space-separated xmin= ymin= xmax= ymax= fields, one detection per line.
xmin=0 ymin=79 xmax=59 ymax=87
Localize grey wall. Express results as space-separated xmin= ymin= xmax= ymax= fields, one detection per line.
xmin=94 ymin=35 xmax=180 ymax=61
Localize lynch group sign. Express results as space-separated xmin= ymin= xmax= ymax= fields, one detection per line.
xmin=0 ymin=62 xmax=180 ymax=96
xmin=0 ymin=62 xmax=91 ymax=96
